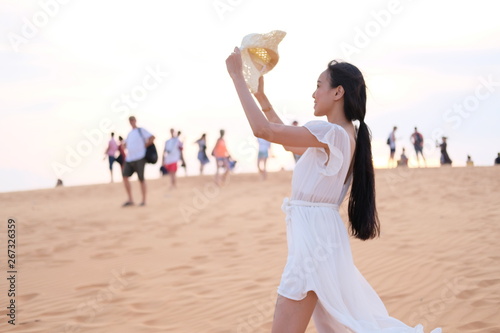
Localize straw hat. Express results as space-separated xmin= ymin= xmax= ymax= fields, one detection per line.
xmin=240 ymin=30 xmax=286 ymax=93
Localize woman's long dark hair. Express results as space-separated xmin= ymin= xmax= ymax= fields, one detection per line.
xmin=328 ymin=60 xmax=380 ymax=240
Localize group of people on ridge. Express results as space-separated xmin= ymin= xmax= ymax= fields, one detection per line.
xmin=104 ymin=116 xmax=241 ymax=206
xmin=387 ymin=126 xmax=452 ymax=168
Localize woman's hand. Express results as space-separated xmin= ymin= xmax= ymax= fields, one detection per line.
xmin=226 ymin=47 xmax=244 ymax=81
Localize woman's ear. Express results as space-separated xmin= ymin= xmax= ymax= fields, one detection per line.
xmin=333 ymin=85 xmax=344 ymax=100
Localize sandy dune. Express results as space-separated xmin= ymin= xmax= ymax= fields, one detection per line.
xmin=1 ymin=166 xmax=499 ymax=332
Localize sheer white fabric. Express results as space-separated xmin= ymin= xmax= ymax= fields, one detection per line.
xmin=277 ymin=120 xmax=441 ymax=333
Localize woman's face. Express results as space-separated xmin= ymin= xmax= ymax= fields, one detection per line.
xmin=312 ymin=70 xmax=337 ymax=117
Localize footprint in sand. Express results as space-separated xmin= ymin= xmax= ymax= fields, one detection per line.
xmin=166 ymin=265 xmax=191 ymax=272
xmin=75 ymin=283 xmax=109 ymax=291
xmin=478 ymin=278 xmax=500 ymax=287
xmin=32 ymin=248 xmax=52 ymax=258
xmin=90 ymin=252 xmax=118 ymax=259
xmin=73 ymin=270 xmax=138 ymax=292
xmin=471 ymin=297 xmax=500 ymax=308
xmin=142 ymin=318 xmax=180 ymax=330
xmin=191 ymin=255 xmax=209 ymax=263
xmin=39 ymin=308 xmax=75 ymax=317
xmin=18 ymin=293 xmax=39 ymax=301
xmin=258 ymin=238 xmax=280 ymax=246
xmin=53 ymin=242 xmax=77 ymax=252
xmin=130 ymin=300 xmax=166 ymax=313
xmin=48 ymin=259 xmax=73 ymax=267
xmin=456 ymin=288 xmax=477 ymax=300
xmin=18 ymin=319 xmax=41 ymax=325
xmin=128 ymin=247 xmax=152 ymax=255
xmin=189 ymin=269 xmax=206 ymax=276
xmin=457 ymin=320 xmax=496 ymax=330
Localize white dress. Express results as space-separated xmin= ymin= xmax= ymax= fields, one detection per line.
xmin=277 ymin=120 xmax=441 ymax=333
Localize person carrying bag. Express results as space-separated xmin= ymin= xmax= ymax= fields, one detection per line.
xmin=139 ymin=128 xmax=158 ymax=164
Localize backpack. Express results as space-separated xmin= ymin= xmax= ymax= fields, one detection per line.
xmin=138 ymin=128 xmax=158 ymax=164
xmin=415 ymin=133 xmax=423 ymax=146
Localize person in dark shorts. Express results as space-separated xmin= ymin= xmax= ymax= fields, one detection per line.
xmin=387 ymin=126 xmax=397 ymax=168
xmin=115 ymin=136 xmax=126 ymax=172
xmin=410 ymin=127 xmax=426 ymax=167
xmin=122 ymin=116 xmax=155 ymax=207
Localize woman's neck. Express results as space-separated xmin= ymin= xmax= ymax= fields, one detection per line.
xmin=326 ymin=104 xmax=350 ymax=127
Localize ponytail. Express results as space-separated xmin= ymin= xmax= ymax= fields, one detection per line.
xmin=328 ymin=60 xmax=380 ymax=240
xmin=348 ymin=121 xmax=380 ymax=240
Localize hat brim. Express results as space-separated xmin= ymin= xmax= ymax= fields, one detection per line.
xmin=240 ymin=30 xmax=286 ymax=93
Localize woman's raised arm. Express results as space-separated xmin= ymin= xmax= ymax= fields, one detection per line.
xmin=226 ymin=47 xmax=324 ymax=150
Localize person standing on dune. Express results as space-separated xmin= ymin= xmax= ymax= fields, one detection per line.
xmin=121 ymin=116 xmax=155 ymax=207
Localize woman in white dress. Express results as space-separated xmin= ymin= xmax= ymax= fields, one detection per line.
xmin=226 ymin=47 xmax=441 ymax=333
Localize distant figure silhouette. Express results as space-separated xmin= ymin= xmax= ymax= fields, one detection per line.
xmin=116 ymin=135 xmax=127 ymax=173
xmin=212 ymin=129 xmax=231 ymax=185
xmin=387 ymin=126 xmax=397 ymax=168
xmin=466 ymin=155 xmax=474 ymax=167
xmin=410 ymin=127 xmax=426 ymax=167
xmin=177 ymin=130 xmax=187 ymax=176
xmin=398 ymin=147 xmax=408 ymax=167
xmin=104 ymin=132 xmax=119 ymax=183
xmin=55 ymin=179 xmax=63 ymax=187
xmin=257 ymin=137 xmax=271 ymax=180
xmin=495 ymin=153 xmax=500 ymax=165
xmin=436 ymin=137 xmax=452 ymax=165
xmin=163 ymin=128 xmax=183 ymax=189
xmin=195 ymin=133 xmax=210 ymax=175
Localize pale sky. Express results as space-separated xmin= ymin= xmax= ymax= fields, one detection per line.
xmin=1 ymin=0 xmax=499 ymax=192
